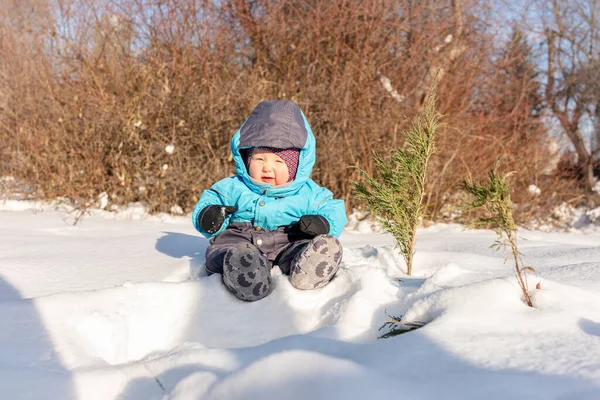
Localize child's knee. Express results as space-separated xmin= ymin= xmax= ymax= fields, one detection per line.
xmin=222 ymin=243 xmax=273 ymax=301
xmin=290 ymin=235 xmax=342 ymax=290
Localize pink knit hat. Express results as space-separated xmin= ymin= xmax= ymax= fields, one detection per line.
xmin=246 ymin=147 xmax=301 ymax=182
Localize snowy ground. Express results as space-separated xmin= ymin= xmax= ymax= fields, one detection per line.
xmin=1 ymin=201 xmax=600 ymax=400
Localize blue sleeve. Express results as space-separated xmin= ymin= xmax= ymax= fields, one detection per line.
xmin=311 ymin=187 xmax=347 ymax=238
xmin=192 ymin=178 xmax=237 ymax=238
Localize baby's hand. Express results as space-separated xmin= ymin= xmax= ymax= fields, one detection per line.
xmin=199 ymin=205 xmax=236 ymax=234
xmin=289 ymin=215 xmax=330 ymax=238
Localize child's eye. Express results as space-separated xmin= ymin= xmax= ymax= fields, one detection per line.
xmin=276 ymin=160 xmax=284 ymax=164
xmin=254 ymin=157 xmax=264 ymax=161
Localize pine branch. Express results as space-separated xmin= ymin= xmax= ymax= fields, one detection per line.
xmin=461 ymin=158 xmax=534 ymax=307
xmin=377 ymin=310 xmax=427 ymax=339
xmin=353 ymin=80 xmax=441 ymax=276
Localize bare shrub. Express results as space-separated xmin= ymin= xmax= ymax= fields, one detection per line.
xmin=0 ymin=0 xmax=585 ymax=222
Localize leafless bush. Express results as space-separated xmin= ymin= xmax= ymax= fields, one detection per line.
xmin=0 ymin=0 xmax=586 ymax=221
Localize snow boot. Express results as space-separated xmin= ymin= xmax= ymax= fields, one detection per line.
xmin=290 ymin=235 xmax=342 ymax=290
xmin=222 ymin=243 xmax=273 ymax=301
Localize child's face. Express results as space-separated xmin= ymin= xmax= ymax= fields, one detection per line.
xmin=248 ymin=149 xmax=290 ymax=186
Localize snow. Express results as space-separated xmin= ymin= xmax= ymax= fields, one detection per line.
xmin=528 ymin=184 xmax=541 ymax=196
xmin=549 ymin=202 xmax=600 ymax=233
xmin=1 ymin=203 xmax=600 ymax=399
xmin=593 ymin=180 xmax=600 ymax=195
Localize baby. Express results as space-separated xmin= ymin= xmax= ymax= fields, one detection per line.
xmin=192 ymin=100 xmax=347 ymax=301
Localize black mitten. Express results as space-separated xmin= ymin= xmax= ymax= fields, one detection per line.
xmin=289 ymin=215 xmax=330 ymax=238
xmin=199 ymin=205 xmax=236 ymax=234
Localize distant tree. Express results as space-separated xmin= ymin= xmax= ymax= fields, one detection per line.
xmin=540 ymin=0 xmax=600 ymax=191
xmin=91 ymin=13 xmax=134 ymax=76
xmin=496 ymin=26 xmax=544 ymax=140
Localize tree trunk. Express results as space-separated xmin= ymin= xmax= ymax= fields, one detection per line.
xmin=564 ymin=126 xmax=595 ymax=192
xmin=546 ymin=25 xmax=595 ymax=192
xmin=585 ymin=159 xmax=596 ymax=192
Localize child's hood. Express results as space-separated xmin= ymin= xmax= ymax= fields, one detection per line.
xmin=231 ymin=100 xmax=317 ymax=196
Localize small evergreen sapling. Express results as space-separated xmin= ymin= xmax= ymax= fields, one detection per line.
xmin=462 ymin=159 xmax=534 ymax=307
xmin=353 ymin=86 xmax=441 ymax=276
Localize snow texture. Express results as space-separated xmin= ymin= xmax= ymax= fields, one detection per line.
xmin=1 ymin=203 xmax=600 ymax=399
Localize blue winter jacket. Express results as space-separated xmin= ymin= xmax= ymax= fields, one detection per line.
xmin=192 ymin=100 xmax=347 ymax=238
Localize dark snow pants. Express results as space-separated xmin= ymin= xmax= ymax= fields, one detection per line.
xmin=205 ymin=222 xmax=309 ymax=275
xmin=205 ymin=222 xmax=342 ymax=301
